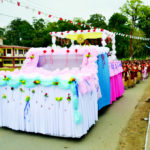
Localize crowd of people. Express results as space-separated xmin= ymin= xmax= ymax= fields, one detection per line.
xmin=122 ymin=60 xmax=150 ymax=89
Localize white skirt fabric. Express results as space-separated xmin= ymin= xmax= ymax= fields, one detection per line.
xmin=0 ymin=85 xmax=99 ymax=138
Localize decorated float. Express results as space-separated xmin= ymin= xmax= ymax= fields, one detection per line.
xmin=0 ymin=28 xmax=124 ymax=138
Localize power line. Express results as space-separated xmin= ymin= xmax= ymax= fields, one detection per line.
xmin=0 ymin=13 xmax=18 ymax=18
xmin=0 ymin=0 xmax=52 ymax=23
xmin=20 ymin=0 xmax=54 ymax=14
xmin=1 ymin=0 xmax=150 ymax=40
xmin=3 ymin=0 xmax=60 ymax=19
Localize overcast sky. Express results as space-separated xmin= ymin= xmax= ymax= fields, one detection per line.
xmin=0 ymin=0 xmax=150 ymax=27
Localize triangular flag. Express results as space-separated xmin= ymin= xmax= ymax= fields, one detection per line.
xmin=38 ymin=11 xmax=41 ymax=15
xmin=48 ymin=14 xmax=52 ymax=18
xmin=17 ymin=1 xmax=20 ymax=6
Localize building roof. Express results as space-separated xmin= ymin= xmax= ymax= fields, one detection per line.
xmin=0 ymin=45 xmax=30 ymax=49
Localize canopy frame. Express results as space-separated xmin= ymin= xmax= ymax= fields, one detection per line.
xmin=50 ymin=28 xmax=116 ymax=60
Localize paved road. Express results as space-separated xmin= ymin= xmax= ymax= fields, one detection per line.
xmin=0 ymin=78 xmax=150 ymax=150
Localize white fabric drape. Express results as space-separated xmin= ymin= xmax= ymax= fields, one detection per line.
xmin=0 ymin=86 xmax=99 ymax=138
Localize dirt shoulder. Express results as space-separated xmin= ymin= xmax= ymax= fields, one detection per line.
xmin=117 ymin=80 xmax=150 ymax=150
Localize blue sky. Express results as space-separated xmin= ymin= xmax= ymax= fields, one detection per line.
xmin=0 ymin=0 xmax=150 ymax=27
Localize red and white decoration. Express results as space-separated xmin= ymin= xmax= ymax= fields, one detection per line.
xmin=50 ymin=28 xmax=117 ymax=61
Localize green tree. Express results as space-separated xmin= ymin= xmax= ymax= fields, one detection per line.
xmin=87 ymin=14 xmax=107 ymax=29
xmin=137 ymin=5 xmax=150 ymax=55
xmin=31 ymin=18 xmax=49 ymax=47
xmin=4 ymin=18 xmax=34 ymax=46
xmin=73 ymin=17 xmax=86 ymax=24
xmin=120 ymin=0 xmax=143 ymax=27
xmin=138 ymin=5 xmax=150 ymax=37
xmin=108 ymin=13 xmax=128 ymax=30
xmin=32 ymin=18 xmax=45 ymax=31
xmin=120 ymin=0 xmax=144 ymax=58
xmin=0 ymin=28 xmax=5 ymax=38
xmin=25 ymin=18 xmax=53 ymax=47
xmin=108 ymin=13 xmax=131 ymax=58
xmin=132 ymin=29 xmax=146 ymax=58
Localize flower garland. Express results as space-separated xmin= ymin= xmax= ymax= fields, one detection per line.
xmin=20 ymin=80 xmax=26 ymax=85
xmin=33 ymin=80 xmax=40 ymax=84
xmin=30 ymin=54 xmax=34 ymax=60
xmin=25 ymin=96 xmax=30 ymax=102
xmin=0 ymin=75 xmax=82 ymax=124
xmin=56 ymin=97 xmax=63 ymax=101
xmin=2 ymin=94 xmax=6 ymax=99
xmin=19 ymin=88 xmax=24 ymax=92
xmin=44 ymin=93 xmax=48 ymax=97
xmin=32 ymin=90 xmax=35 ymax=93
xmin=3 ymin=75 xmax=10 ymax=81
xmin=67 ymin=93 xmax=71 ymax=102
xmin=52 ymin=81 xmax=59 ymax=85
xmin=86 ymin=52 xmax=91 ymax=58
xmin=68 ymin=77 xmax=76 ymax=84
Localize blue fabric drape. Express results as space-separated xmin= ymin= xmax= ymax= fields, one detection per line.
xmin=97 ymin=53 xmax=111 ymax=110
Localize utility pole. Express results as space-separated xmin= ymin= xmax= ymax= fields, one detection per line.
xmin=130 ymin=21 xmax=133 ymax=59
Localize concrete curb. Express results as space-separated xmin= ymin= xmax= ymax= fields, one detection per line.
xmin=145 ymin=112 xmax=150 ymax=150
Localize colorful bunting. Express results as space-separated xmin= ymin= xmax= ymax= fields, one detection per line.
xmin=1 ymin=0 xmax=150 ymax=41
xmin=38 ymin=11 xmax=41 ymax=15
xmin=114 ymin=32 xmax=150 ymax=41
xmin=17 ymin=1 xmax=20 ymax=6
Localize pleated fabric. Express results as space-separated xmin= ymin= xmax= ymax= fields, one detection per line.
xmin=0 ymin=86 xmax=99 ymax=138
xmin=97 ymin=53 xmax=111 ymax=110
xmin=110 ymin=73 xmax=124 ymax=104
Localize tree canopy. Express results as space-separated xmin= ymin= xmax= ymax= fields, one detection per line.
xmin=87 ymin=14 xmax=107 ymax=29
xmin=120 ymin=0 xmax=143 ymax=26
xmin=0 ymin=28 xmax=5 ymax=38
xmin=108 ymin=13 xmax=131 ymax=58
xmin=1 ymin=0 xmax=150 ymax=59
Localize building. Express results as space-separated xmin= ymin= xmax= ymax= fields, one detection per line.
xmin=0 ymin=45 xmax=30 ymax=68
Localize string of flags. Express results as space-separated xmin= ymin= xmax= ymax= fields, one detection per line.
xmin=2 ymin=0 xmax=89 ymax=27
xmin=1 ymin=0 xmax=150 ymax=41
xmin=114 ymin=32 xmax=150 ymax=41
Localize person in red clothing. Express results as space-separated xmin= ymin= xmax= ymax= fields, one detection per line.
xmin=122 ymin=60 xmax=150 ymax=88
xmin=137 ymin=63 xmax=142 ymax=82
xmin=130 ymin=63 xmax=135 ymax=87
xmin=123 ymin=65 xmax=128 ymax=80
xmin=134 ymin=63 xmax=138 ymax=84
xmin=122 ymin=63 xmax=129 ymax=88
xmin=146 ymin=61 xmax=150 ymax=75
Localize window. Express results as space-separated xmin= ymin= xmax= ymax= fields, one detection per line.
xmin=3 ymin=60 xmax=12 ymax=64
xmin=0 ymin=50 xmax=4 ymax=56
xmin=21 ymin=60 xmax=24 ymax=64
xmin=37 ymin=54 xmax=83 ymax=71
xmin=24 ymin=50 xmax=28 ymax=54
xmin=7 ymin=49 xmax=11 ymax=54
xmin=15 ymin=60 xmax=20 ymax=64
xmin=3 ymin=49 xmax=6 ymax=56
xmin=19 ymin=50 xmax=23 ymax=54
xmin=15 ymin=49 xmax=17 ymax=54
